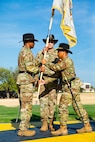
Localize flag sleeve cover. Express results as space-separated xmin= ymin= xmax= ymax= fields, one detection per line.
xmin=52 ymin=0 xmax=77 ymax=47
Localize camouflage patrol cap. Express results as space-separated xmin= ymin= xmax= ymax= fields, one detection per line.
xmin=56 ymin=43 xmax=72 ymax=54
xmin=23 ymin=33 xmax=38 ymax=42
xmin=43 ymin=34 xmax=58 ymax=44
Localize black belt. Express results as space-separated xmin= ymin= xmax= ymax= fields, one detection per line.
xmin=62 ymin=77 xmax=76 ymax=84
xmin=19 ymin=71 xmax=27 ymax=73
xmin=19 ymin=71 xmax=32 ymax=75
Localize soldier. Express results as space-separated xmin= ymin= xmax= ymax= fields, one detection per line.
xmin=35 ymin=34 xmax=59 ymax=132
xmin=16 ymin=33 xmax=39 ymax=137
xmin=41 ymin=43 xmax=92 ymax=136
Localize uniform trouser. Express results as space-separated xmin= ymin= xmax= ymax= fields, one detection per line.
xmin=39 ymin=81 xmax=57 ymax=122
xmin=59 ymin=87 xmax=89 ymax=126
xmin=19 ymin=84 xmax=34 ymax=130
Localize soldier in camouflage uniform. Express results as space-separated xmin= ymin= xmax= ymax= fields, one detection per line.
xmin=35 ymin=34 xmax=59 ymax=132
xmin=42 ymin=43 xmax=92 ymax=136
xmin=16 ymin=33 xmax=39 ymax=137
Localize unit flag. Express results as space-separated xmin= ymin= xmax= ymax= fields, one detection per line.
xmin=52 ymin=0 xmax=77 ymax=47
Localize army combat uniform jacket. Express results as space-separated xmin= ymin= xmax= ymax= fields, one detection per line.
xmin=49 ymin=56 xmax=82 ymax=90
xmin=17 ymin=46 xmax=38 ymax=86
xmin=35 ymin=48 xmax=59 ymax=84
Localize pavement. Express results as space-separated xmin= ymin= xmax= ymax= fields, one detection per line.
xmin=0 ymin=120 xmax=95 ymax=142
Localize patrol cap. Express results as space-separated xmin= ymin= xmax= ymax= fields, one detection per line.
xmin=43 ymin=34 xmax=58 ymax=44
xmin=23 ymin=33 xmax=38 ymax=42
xmin=56 ymin=43 xmax=72 ymax=54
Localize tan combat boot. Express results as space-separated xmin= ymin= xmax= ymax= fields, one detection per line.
xmin=49 ymin=118 xmax=55 ymax=131
xmin=51 ymin=125 xmax=68 ymax=136
xmin=76 ymin=122 xmax=92 ymax=133
xmin=17 ymin=130 xmax=36 ymax=136
xmin=40 ymin=120 xmax=48 ymax=131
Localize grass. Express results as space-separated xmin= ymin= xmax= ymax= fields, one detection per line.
xmin=0 ymin=105 xmax=95 ymax=123
xmin=54 ymin=105 xmax=95 ymax=121
xmin=0 ymin=105 xmax=41 ymax=123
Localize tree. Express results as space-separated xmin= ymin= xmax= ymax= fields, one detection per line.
xmin=0 ymin=67 xmax=18 ymax=98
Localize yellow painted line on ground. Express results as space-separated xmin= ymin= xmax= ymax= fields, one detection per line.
xmin=23 ymin=132 xmax=95 ymax=142
xmin=0 ymin=123 xmax=34 ymax=131
xmin=0 ymin=123 xmax=15 ymax=131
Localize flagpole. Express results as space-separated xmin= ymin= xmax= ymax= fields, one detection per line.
xmin=37 ymin=11 xmax=54 ymax=98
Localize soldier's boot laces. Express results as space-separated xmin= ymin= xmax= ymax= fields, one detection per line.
xmin=76 ymin=122 xmax=92 ymax=133
xmin=51 ymin=125 xmax=68 ymax=136
xmin=49 ymin=118 xmax=55 ymax=131
xmin=40 ymin=120 xmax=48 ymax=131
xmin=17 ymin=130 xmax=36 ymax=137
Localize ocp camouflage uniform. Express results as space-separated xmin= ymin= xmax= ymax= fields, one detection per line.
xmin=16 ymin=46 xmax=38 ymax=131
xmin=35 ymin=48 xmax=59 ymax=129
xmin=49 ymin=56 xmax=91 ymax=129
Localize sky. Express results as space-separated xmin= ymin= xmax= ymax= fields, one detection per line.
xmin=0 ymin=0 xmax=95 ymax=87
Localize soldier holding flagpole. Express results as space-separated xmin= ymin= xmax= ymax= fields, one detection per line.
xmin=41 ymin=43 xmax=92 ymax=136
xmin=16 ymin=33 xmax=39 ymax=137
xmin=36 ymin=34 xmax=59 ymax=132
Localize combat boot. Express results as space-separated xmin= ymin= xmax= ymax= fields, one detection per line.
xmin=76 ymin=122 xmax=92 ymax=133
xmin=51 ymin=125 xmax=68 ymax=136
xmin=17 ymin=130 xmax=36 ymax=136
xmin=40 ymin=120 xmax=48 ymax=131
xmin=49 ymin=118 xmax=55 ymax=131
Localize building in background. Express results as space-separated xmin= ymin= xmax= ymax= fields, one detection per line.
xmin=81 ymin=82 xmax=95 ymax=92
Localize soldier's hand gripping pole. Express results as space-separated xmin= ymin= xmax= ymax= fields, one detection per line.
xmin=64 ymin=74 xmax=84 ymax=122
xmin=37 ymin=10 xmax=55 ymax=98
